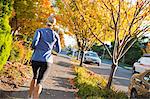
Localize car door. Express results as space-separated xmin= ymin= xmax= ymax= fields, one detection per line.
xmin=133 ymin=72 xmax=149 ymax=96
xmin=141 ymin=72 xmax=150 ymax=97
xmin=84 ymin=53 xmax=89 ymax=62
xmin=134 ymin=58 xmax=146 ymax=73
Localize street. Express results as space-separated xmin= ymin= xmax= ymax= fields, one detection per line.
xmin=58 ymin=53 xmax=132 ymax=93
xmin=58 ymin=53 xmax=133 ymax=93
xmin=85 ymin=63 xmax=132 ymax=93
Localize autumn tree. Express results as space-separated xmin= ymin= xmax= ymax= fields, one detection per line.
xmin=0 ymin=0 xmax=13 ymax=70
xmin=99 ymin=0 xmax=149 ymax=89
xmin=77 ymin=0 xmax=150 ymax=88
xmin=57 ymin=0 xmax=150 ymax=89
xmin=11 ymin=0 xmax=54 ymax=36
xmin=10 ymin=0 xmax=65 ymax=47
xmin=56 ymin=0 xmax=101 ymax=66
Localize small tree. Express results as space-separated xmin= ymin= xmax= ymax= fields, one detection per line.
xmin=0 ymin=0 xmax=13 ymax=70
xmin=56 ymin=0 xmax=98 ymax=66
xmin=90 ymin=0 xmax=150 ymax=88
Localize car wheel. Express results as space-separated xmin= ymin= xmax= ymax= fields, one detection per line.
xmin=130 ymin=90 xmax=138 ymax=99
xmin=97 ymin=63 xmax=100 ymax=66
xmin=132 ymin=67 xmax=136 ymax=74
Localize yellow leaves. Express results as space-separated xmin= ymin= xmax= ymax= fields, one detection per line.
xmin=13 ymin=0 xmax=54 ymax=35
xmin=136 ymin=0 xmax=145 ymax=8
xmin=74 ymin=66 xmax=107 ymax=88
xmin=11 ymin=9 xmax=16 ymax=17
xmin=57 ymin=0 xmax=150 ymax=49
xmin=89 ymin=0 xmax=95 ymax=3
xmin=59 ymin=32 xmax=65 ymax=48
xmin=42 ymin=0 xmax=51 ymax=8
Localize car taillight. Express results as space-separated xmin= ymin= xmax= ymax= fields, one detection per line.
xmin=140 ymin=63 xmax=144 ymax=66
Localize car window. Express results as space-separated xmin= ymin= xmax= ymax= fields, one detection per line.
xmin=85 ymin=53 xmax=89 ymax=56
xmin=88 ymin=53 xmax=98 ymax=57
xmin=143 ymin=72 xmax=150 ymax=83
xmin=138 ymin=57 xmax=150 ymax=65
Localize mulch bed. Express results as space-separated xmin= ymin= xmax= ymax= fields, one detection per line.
xmin=0 ymin=62 xmax=32 ymax=91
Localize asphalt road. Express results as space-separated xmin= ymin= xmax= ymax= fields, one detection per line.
xmin=85 ymin=63 xmax=132 ymax=93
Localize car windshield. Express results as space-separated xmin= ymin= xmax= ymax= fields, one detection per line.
xmin=86 ymin=52 xmax=98 ymax=57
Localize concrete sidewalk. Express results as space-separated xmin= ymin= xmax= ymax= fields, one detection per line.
xmin=0 ymin=56 xmax=76 ymax=99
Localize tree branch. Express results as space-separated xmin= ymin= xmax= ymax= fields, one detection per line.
xmin=92 ymin=32 xmax=112 ymax=58
xmin=118 ymin=39 xmax=137 ymax=60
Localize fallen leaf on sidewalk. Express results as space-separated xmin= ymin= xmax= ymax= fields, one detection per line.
xmin=46 ymin=92 xmax=51 ymax=95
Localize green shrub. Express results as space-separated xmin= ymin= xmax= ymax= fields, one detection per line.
xmin=73 ymin=66 xmax=128 ymax=99
xmin=23 ymin=48 xmax=32 ymax=65
xmin=87 ymin=90 xmax=127 ymax=99
xmin=121 ymin=42 xmax=143 ymax=65
xmin=9 ymin=41 xmax=22 ymax=62
xmin=87 ymin=96 xmax=104 ymax=99
xmin=0 ymin=1 xmax=13 ymax=70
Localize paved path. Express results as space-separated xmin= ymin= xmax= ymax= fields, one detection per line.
xmin=85 ymin=63 xmax=132 ymax=93
xmin=0 ymin=56 xmax=76 ymax=99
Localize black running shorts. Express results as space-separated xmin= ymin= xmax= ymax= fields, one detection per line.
xmin=31 ymin=60 xmax=51 ymax=84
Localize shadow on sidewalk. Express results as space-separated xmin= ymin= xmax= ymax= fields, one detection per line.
xmin=56 ymin=61 xmax=72 ymax=67
xmin=0 ymin=89 xmax=28 ymax=99
xmin=52 ymin=77 xmax=72 ymax=89
xmin=0 ymin=88 xmax=75 ymax=99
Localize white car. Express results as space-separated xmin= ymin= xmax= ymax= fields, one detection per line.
xmin=84 ymin=51 xmax=101 ymax=66
xmin=133 ymin=56 xmax=150 ymax=74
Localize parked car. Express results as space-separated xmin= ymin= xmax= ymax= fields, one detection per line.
xmin=128 ymin=70 xmax=150 ymax=98
xmin=133 ymin=56 xmax=150 ymax=74
xmin=84 ymin=51 xmax=101 ymax=66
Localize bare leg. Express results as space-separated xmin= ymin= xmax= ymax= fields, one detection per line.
xmin=29 ymin=79 xmax=37 ymax=97
xmin=33 ymin=84 xmax=42 ymax=99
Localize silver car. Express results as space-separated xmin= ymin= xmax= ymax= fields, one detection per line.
xmin=84 ymin=51 xmax=101 ymax=66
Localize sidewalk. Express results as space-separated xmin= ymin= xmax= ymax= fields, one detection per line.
xmin=0 ymin=56 xmax=76 ymax=99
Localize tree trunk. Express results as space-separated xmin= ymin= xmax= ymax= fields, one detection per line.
xmin=80 ymin=51 xmax=85 ymax=66
xmin=77 ymin=50 xmax=81 ymax=60
xmin=72 ymin=50 xmax=75 ymax=57
xmin=106 ymin=63 xmax=117 ymax=89
xmin=102 ymin=49 xmax=106 ymax=59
